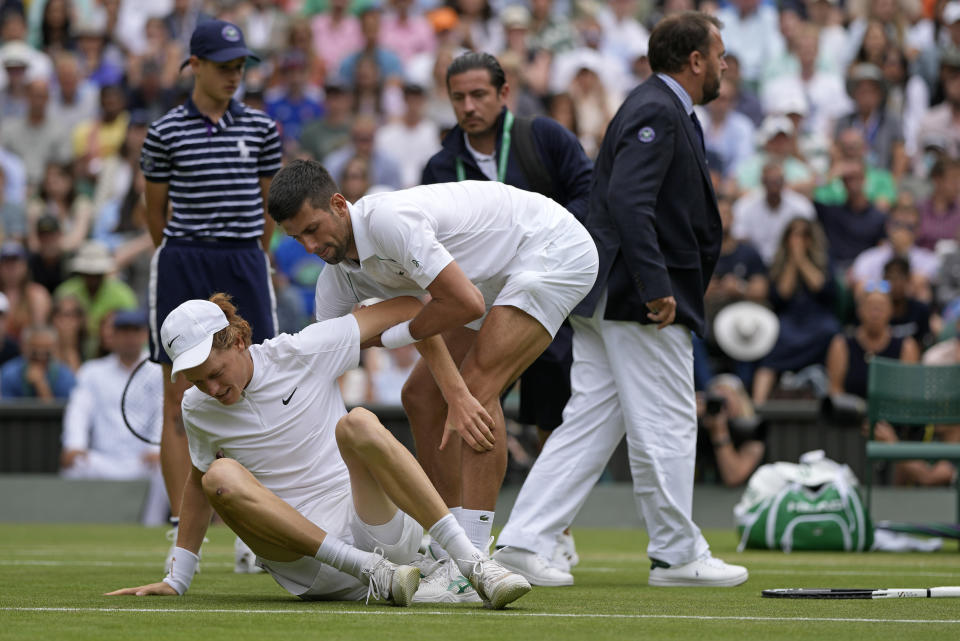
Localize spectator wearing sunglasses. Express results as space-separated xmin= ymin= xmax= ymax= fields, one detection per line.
xmin=849 ymin=199 xmax=940 ymax=303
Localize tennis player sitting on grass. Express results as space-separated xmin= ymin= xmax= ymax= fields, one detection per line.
xmin=106 ymin=294 xmax=531 ymax=608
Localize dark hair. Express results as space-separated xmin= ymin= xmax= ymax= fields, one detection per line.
xmin=445 ymin=52 xmax=506 ymax=92
xmin=209 ymin=293 xmax=252 ymax=350
xmin=267 ymin=159 xmax=339 ymax=223
xmin=930 ymin=158 xmax=959 ymax=179
xmin=883 ymin=256 xmax=911 ymax=278
xmin=648 ymin=12 xmax=722 ymax=74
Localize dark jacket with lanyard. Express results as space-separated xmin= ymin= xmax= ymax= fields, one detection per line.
xmin=421 ymin=108 xmax=593 ymax=223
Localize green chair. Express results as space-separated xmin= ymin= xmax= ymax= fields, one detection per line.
xmin=866 ymin=357 xmax=960 ymax=523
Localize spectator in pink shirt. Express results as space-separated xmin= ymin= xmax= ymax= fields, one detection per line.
xmin=916 ymin=158 xmax=960 ymax=251
xmin=311 ymin=0 xmax=362 ymax=75
xmin=380 ymin=0 xmax=436 ymax=64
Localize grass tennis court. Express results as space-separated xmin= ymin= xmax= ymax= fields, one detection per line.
xmin=2 ymin=524 xmax=958 ymax=641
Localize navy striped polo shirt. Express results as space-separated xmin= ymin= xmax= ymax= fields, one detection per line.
xmin=141 ymin=97 xmax=283 ymax=240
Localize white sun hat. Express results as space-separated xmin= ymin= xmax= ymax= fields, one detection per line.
xmin=713 ymin=302 xmax=780 ymax=362
xmin=161 ymin=299 xmax=229 ymax=382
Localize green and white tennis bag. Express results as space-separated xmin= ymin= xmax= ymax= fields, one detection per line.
xmin=735 ymin=450 xmax=874 ymax=552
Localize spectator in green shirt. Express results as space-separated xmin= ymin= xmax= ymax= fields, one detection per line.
xmin=813 ymin=127 xmax=897 ymax=211
xmin=53 ymin=240 xmax=137 ymax=359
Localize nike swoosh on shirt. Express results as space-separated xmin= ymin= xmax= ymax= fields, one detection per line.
xmin=282 ymin=387 xmax=297 ymax=405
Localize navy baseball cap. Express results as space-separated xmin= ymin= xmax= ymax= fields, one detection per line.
xmin=113 ymin=309 xmax=149 ymax=329
xmin=180 ymin=19 xmax=259 ymax=71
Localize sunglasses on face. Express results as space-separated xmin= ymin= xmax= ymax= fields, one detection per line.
xmin=864 ymin=279 xmax=891 ymax=294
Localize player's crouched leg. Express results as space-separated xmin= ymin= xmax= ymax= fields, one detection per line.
xmin=201 ymin=458 xmax=255 ymax=515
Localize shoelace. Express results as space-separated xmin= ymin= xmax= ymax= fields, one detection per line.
xmin=362 ymin=547 xmax=390 ymax=605
xmin=463 ymin=536 xmax=498 ymax=587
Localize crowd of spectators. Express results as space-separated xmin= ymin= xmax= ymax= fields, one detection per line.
xmin=0 ymin=0 xmax=959 ymax=486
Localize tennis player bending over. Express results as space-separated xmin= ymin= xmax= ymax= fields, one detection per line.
xmin=107 ymin=294 xmax=530 ymax=608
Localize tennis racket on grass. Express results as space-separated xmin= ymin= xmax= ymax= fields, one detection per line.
xmin=762 ymin=587 xmax=960 ymax=599
xmin=121 ymin=358 xmax=164 ymax=445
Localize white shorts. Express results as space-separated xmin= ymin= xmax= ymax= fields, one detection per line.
xmin=467 ymin=216 xmax=599 ymax=336
xmin=257 ymin=489 xmax=423 ymax=601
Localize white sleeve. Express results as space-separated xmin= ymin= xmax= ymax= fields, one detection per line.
xmin=314 ymin=266 xmax=361 ymax=322
xmin=182 ymin=398 xmax=217 ymax=473
xmin=367 ymin=206 xmax=454 ymax=289
xmin=287 ymin=315 xmax=361 ymax=379
xmin=61 ymin=365 xmax=94 ymax=451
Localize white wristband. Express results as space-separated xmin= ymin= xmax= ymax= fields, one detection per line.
xmin=381 ymin=320 xmax=416 ymax=349
xmin=162 ymin=546 xmax=199 ymax=595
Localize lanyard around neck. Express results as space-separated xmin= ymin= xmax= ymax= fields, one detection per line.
xmin=455 ymin=110 xmax=514 ymax=183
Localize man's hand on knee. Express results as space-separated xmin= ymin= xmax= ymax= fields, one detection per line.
xmin=440 ymin=391 xmax=495 ymax=452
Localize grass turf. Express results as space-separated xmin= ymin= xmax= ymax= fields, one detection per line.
xmin=1 ymin=524 xmax=958 ymax=640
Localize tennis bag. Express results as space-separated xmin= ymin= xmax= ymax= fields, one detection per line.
xmin=734 ymin=450 xmax=874 ymax=552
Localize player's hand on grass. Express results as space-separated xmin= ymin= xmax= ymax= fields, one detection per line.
xmin=105 ymin=582 xmax=178 ymax=596
xmin=440 ymin=392 xmax=495 ymax=452
xmin=646 ymin=296 xmax=677 ymax=329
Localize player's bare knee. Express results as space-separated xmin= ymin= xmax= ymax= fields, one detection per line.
xmin=336 ymin=407 xmax=375 ymax=443
xmin=201 ymin=458 xmax=246 ymax=503
xmin=400 ymin=375 xmax=437 ymax=418
xmin=337 ymin=407 xmax=388 ymax=454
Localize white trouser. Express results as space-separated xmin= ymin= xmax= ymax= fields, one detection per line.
xmin=497 ymin=295 xmax=710 ymax=566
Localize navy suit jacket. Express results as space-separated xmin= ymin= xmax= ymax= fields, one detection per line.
xmin=574 ymin=75 xmax=721 ymax=337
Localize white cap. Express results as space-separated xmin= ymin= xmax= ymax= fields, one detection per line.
xmin=757 ymin=115 xmax=795 ymax=145
xmin=161 ymin=300 xmax=229 ymax=382
xmin=944 ymin=2 xmax=960 ymax=25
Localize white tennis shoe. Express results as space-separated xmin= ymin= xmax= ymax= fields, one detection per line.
xmin=648 ymin=553 xmax=748 ymax=587
xmin=552 ymin=531 xmax=579 ymax=571
xmin=361 ymin=551 xmax=421 ymax=606
xmin=413 ymin=558 xmax=482 ymax=603
xmin=234 ymin=537 xmax=264 ymax=574
xmin=467 ymin=557 xmax=532 ymax=609
xmin=492 ymin=546 xmax=574 ymax=586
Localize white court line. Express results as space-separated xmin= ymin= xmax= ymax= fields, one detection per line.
xmin=0 ymin=560 xmax=234 ymax=569
xmin=573 ymin=567 xmax=960 ymax=579
xmin=3 ymin=560 xmax=958 ymax=579
xmin=3 ymin=607 xmax=960 ymax=624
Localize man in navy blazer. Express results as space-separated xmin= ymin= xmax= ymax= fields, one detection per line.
xmin=496 ymin=12 xmax=749 ymax=589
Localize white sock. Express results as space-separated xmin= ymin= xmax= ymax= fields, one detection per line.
xmin=361 ymin=510 xmax=405 ymax=546
xmin=460 ymin=508 xmax=495 ymax=554
xmin=429 ymin=513 xmax=483 ymax=578
xmin=315 ymin=534 xmax=376 ymax=580
xmin=432 ymin=506 xmax=464 ymax=561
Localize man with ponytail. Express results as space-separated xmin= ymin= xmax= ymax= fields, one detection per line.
xmin=107 ymin=294 xmax=530 ymax=609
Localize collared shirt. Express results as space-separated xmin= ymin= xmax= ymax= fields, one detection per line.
xmin=463 ymin=134 xmax=498 ymax=181
xmin=182 ymin=315 xmax=357 ymax=512
xmin=313 ymin=181 xmax=581 ymax=321
xmin=140 ymin=97 xmax=282 ymax=240
xmin=656 ymin=73 xmax=694 ymax=115
xmin=62 ymin=351 xmax=157 ymax=460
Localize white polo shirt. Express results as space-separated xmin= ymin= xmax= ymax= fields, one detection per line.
xmin=181 ymin=315 xmax=360 ymax=512
xmin=314 ymin=180 xmax=582 ymax=321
